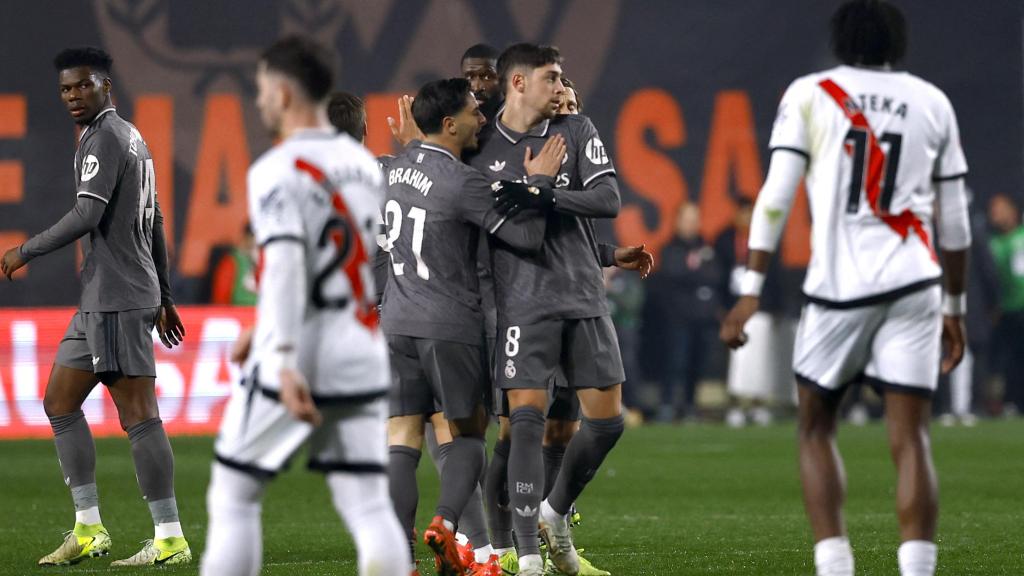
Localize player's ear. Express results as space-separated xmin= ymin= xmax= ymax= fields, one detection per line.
xmin=444 ymin=116 xmax=457 ymax=136
xmin=511 ymin=71 xmax=526 ymax=94
xmin=101 ymin=76 xmax=112 ymax=96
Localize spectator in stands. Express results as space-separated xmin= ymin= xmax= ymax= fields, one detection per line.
xmin=210 ymin=224 xmax=257 ymax=306
xmin=649 ymin=202 xmax=723 ymax=422
xmin=988 ymin=193 xmax=1024 ymax=416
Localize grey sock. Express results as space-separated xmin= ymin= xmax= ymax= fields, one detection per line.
xmin=434 ymin=436 xmax=490 ymax=549
xmin=388 ymin=444 xmax=421 ymax=558
xmin=542 ymin=444 xmax=567 ymax=499
xmin=485 ymin=437 xmax=514 ymax=549
xmin=49 ymin=410 xmax=98 ymax=510
xmin=508 ymin=407 xmax=545 ymax=556
xmin=435 ymin=437 xmax=486 ymax=526
xmin=126 ymin=418 xmax=178 ymax=523
xmin=547 ymin=415 xmax=624 ymax=515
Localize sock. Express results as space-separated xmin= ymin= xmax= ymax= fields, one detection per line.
xmin=50 ymin=411 xmax=99 ymax=524
xmin=546 ymin=415 xmax=624 ymax=515
xmin=474 ymin=544 xmax=495 ymax=564
xmin=199 ymin=463 xmax=265 ymax=576
xmin=327 ymin=472 xmax=411 ymax=576
xmin=388 ymin=445 xmax=421 ymax=559
xmin=519 ymin=553 xmax=543 ymax=571
xmin=898 ymin=540 xmax=937 ymax=576
xmin=814 ymin=536 xmax=854 ymax=576
xmin=542 ymin=444 xmax=567 ymax=499
xmin=485 ymin=437 xmax=514 ymax=549
xmin=508 ymin=407 xmax=546 ymax=557
xmin=435 ymin=437 xmax=487 ymax=525
xmin=435 ymin=431 xmax=492 ymax=550
xmin=126 ymin=418 xmax=180 ymax=530
xmin=149 ymin=498 xmax=184 ymax=538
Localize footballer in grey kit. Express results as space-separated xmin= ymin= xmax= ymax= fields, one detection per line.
xmin=382 ymin=78 xmax=546 ymax=575
xmin=463 ymin=43 xmax=627 ymax=576
xmin=0 ymin=47 xmax=190 ymax=566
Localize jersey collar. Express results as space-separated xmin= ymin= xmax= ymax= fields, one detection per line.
xmin=418 ymin=142 xmax=458 ymax=162
xmin=494 ymin=110 xmax=550 ymax=144
xmin=79 ymin=107 xmax=116 ymax=141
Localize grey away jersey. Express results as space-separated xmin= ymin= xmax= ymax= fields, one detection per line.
xmin=75 ymin=108 xmax=160 ymax=312
xmin=381 ymin=142 xmax=544 ymax=345
xmin=467 ymin=113 xmax=617 ymax=325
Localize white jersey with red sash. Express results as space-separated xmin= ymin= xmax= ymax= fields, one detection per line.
xmin=769 ymin=65 xmax=967 ymax=306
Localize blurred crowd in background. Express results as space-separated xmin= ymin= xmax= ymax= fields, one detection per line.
xmin=208 ymin=187 xmax=1024 ymax=428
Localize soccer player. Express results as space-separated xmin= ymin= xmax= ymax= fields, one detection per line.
xmin=0 ymin=46 xmax=189 ymax=567
xmin=383 ymin=78 xmax=548 ymax=576
xmin=720 ymin=3 xmax=969 ymax=576
xmin=328 ymin=90 xmax=367 ymax=142
xmin=462 ymin=43 xmax=503 ymax=120
xmin=558 ymin=77 xmax=582 ymax=115
xmin=467 ymin=43 xmax=627 ymax=576
xmin=199 ymin=36 xmax=408 ymax=576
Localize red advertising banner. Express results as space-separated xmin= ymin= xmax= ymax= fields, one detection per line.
xmin=0 ymin=307 xmax=253 ymax=438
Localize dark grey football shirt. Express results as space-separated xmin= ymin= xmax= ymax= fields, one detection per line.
xmin=381 ymin=142 xmax=545 ymax=345
xmin=75 ymin=108 xmax=160 ymax=312
xmin=467 ymin=113 xmax=620 ymax=325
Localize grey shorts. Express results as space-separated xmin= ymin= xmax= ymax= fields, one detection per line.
xmin=55 ymin=308 xmax=159 ymax=378
xmin=493 ymin=369 xmax=581 ymax=420
xmin=388 ymin=335 xmax=489 ymax=420
xmin=496 ymin=316 xmax=624 ymax=391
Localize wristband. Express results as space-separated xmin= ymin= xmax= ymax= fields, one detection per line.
xmin=267 ymin=347 xmax=298 ymax=374
xmin=738 ymin=269 xmax=765 ymax=297
xmin=942 ymin=292 xmax=966 ymax=316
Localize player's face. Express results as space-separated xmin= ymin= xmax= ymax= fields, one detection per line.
xmin=523 ymin=63 xmax=564 ymax=120
xmin=58 ymin=67 xmax=110 ymax=125
xmin=454 ymin=93 xmax=487 ymax=151
xmin=558 ymin=87 xmax=579 ymax=115
xmin=462 ymin=58 xmax=499 ymax=104
xmin=255 ymin=63 xmax=285 ymax=137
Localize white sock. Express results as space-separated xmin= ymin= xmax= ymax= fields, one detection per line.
xmin=75 ymin=506 xmax=102 ymax=526
xmin=443 ymin=519 xmax=456 ymax=532
xmin=327 ymin=472 xmax=410 ymax=576
xmin=155 ymin=521 xmax=183 ymax=540
xmin=495 ymin=547 xmax=515 ymax=557
xmin=519 ymin=554 xmax=543 ymax=570
xmin=898 ymin=540 xmax=937 ymax=576
xmin=455 ymin=532 xmax=469 ymax=546
xmin=474 ymin=544 xmax=495 ymax=564
xmin=199 ymin=463 xmax=265 ymax=576
xmin=814 ymin=536 xmax=854 ymax=576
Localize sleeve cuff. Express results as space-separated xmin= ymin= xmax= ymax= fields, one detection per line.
xmin=598 ymin=243 xmax=617 ymax=267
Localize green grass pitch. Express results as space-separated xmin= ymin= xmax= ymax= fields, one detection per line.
xmin=2 ymin=420 xmax=1021 ymax=575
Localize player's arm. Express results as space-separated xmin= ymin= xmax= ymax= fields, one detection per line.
xmin=1 ymin=196 xmax=107 ymax=279
xmin=598 ymin=242 xmax=654 ymax=278
xmin=720 ymin=150 xmax=806 ymax=348
xmin=541 ymin=117 xmax=621 ymax=218
xmin=151 ymin=199 xmax=185 ymax=348
xmin=934 ymin=177 xmax=971 ymax=374
xmin=473 ymin=178 xmax=546 ymax=252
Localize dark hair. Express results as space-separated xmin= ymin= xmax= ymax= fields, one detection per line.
xmin=411 ymin=78 xmax=472 ymax=135
xmin=462 ymin=43 xmax=498 ymax=63
xmin=830 ymin=0 xmax=907 ymax=66
xmin=561 ymin=77 xmax=583 ymax=112
xmin=327 ymin=91 xmax=366 ymax=141
xmin=260 ymin=36 xmax=334 ymax=101
xmin=53 ymin=47 xmax=113 ymax=74
xmin=497 ymin=43 xmax=562 ymax=91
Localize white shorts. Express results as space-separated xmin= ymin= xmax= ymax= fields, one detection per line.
xmin=793 ymin=285 xmax=941 ymax=398
xmin=213 ymin=379 xmax=388 ymax=478
xmin=727 ymin=312 xmax=797 ymax=403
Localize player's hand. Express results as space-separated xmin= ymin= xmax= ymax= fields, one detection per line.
xmin=614 ymin=244 xmax=655 ymax=278
xmin=524 ymin=134 xmax=566 ymax=177
xmin=940 ymin=315 xmax=966 ymax=374
xmin=386 ymin=95 xmax=424 ymax=148
xmin=492 ymin=180 xmax=555 ymax=216
xmin=156 ymin=304 xmax=186 ymax=348
xmin=720 ymin=296 xmax=760 ymax=349
xmin=231 ymin=326 xmax=254 ymax=364
xmin=1 ymin=247 xmax=26 ymax=280
xmin=280 ymin=368 xmax=321 ymax=426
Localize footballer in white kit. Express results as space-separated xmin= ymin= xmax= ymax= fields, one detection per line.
xmin=202 ymin=36 xmax=408 ymax=576
xmin=721 ymin=3 xmax=969 ymax=576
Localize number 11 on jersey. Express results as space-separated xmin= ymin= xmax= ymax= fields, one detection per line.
xmin=384 ymin=199 xmax=430 ymax=280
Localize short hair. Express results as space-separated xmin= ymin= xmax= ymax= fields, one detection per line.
xmin=462 ymin=43 xmax=498 ymax=63
xmin=327 ymin=91 xmax=366 ymax=141
xmin=830 ymin=0 xmax=907 ymax=66
xmin=53 ymin=47 xmax=113 ymax=74
xmin=260 ymin=36 xmax=334 ymax=101
xmin=411 ymin=78 xmax=472 ymax=135
xmin=561 ymin=77 xmax=583 ymax=113
xmin=497 ymin=43 xmax=563 ymax=91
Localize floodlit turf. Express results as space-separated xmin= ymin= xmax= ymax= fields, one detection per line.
xmin=2 ymin=420 xmax=1021 ymax=575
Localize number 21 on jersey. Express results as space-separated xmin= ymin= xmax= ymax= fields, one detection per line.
xmin=384 ymin=199 xmax=430 ymax=280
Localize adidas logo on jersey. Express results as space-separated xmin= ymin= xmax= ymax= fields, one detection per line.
xmin=489 ymin=160 xmax=506 ymax=172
